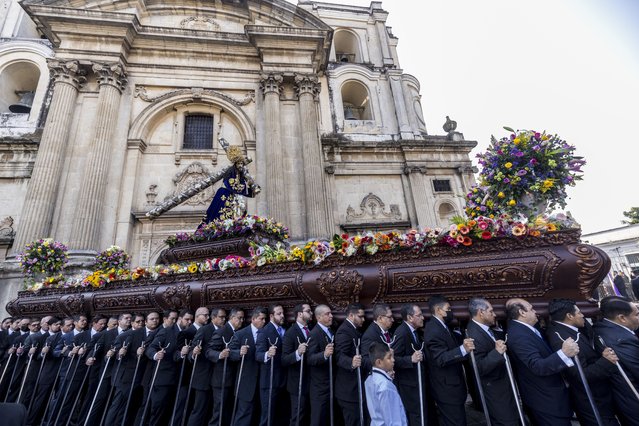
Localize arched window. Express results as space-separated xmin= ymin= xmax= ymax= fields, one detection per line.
xmin=0 ymin=61 xmax=40 ymax=114
xmin=438 ymin=202 xmax=457 ymax=225
xmin=334 ymin=30 xmax=361 ymax=63
xmin=341 ymin=81 xmax=372 ymax=121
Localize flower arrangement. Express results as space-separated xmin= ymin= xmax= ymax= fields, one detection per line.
xmin=17 ymin=239 xmax=69 ymax=278
xmin=165 ymin=215 xmax=289 ymax=247
xmin=93 ymin=246 xmax=130 ymax=272
xmin=23 ymin=213 xmax=578 ymax=292
xmin=467 ymin=128 xmax=585 ymax=218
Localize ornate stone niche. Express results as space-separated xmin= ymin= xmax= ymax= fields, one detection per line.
xmin=342 ymin=193 xmax=410 ymax=233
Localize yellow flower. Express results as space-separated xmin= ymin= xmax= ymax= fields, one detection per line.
xmin=513 ymin=138 xmax=521 ymax=145
xmin=508 ymin=199 xmax=516 ymax=206
xmin=546 ymin=223 xmax=557 ymax=232
xmin=542 ymin=134 xmax=549 ymax=140
xmin=187 ymin=263 xmax=198 ymax=273
xmin=504 ymin=162 xmax=513 ymax=169
xmin=542 ymin=179 xmax=554 ymax=189
xmin=497 ymin=192 xmax=505 ymax=198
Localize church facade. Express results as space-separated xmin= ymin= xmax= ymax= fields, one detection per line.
xmin=0 ymin=0 xmax=476 ymax=312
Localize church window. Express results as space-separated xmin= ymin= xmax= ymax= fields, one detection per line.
xmin=433 ymin=179 xmax=452 ymax=192
xmin=341 ymin=81 xmax=372 ymax=120
xmin=0 ymin=61 xmax=40 ymax=114
xmin=334 ymin=30 xmax=361 ymax=63
xmin=183 ymin=114 xmax=213 ymax=149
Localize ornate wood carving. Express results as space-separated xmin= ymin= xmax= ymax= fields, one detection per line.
xmin=6 ymin=230 xmax=610 ymax=320
xmin=317 ymin=269 xmax=364 ymax=310
xmin=567 ymin=243 xmax=611 ymax=297
xmin=161 ymin=283 xmax=192 ymax=309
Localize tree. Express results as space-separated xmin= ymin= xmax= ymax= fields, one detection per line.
xmin=622 ymin=207 xmax=639 ymax=225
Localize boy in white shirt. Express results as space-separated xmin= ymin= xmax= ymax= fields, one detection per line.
xmin=364 ymin=341 xmax=408 ymax=426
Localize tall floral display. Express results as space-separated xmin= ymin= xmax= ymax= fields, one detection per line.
xmin=17 ymin=239 xmax=69 ymax=286
xmin=466 ymin=128 xmax=585 ymax=219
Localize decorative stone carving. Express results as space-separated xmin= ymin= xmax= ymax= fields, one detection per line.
xmin=167 ymin=162 xmax=215 ymax=206
xmin=317 ymin=269 xmax=364 ymax=310
xmin=259 ymin=73 xmax=283 ymax=96
xmin=0 ymin=216 xmax=15 ymax=239
xmin=146 ymin=184 xmax=158 ymax=206
xmin=180 ymin=16 xmax=221 ymax=31
xmin=346 ymin=193 xmax=401 ymax=223
xmin=134 ymin=86 xmax=255 ymax=106
xmin=162 ymin=283 xmax=192 ymax=309
xmin=92 ymin=62 xmax=127 ymax=92
xmin=403 ymin=165 xmax=427 ymax=175
xmin=94 ymin=293 xmax=154 ymax=310
xmin=47 ymin=59 xmax=87 ymax=88
xmin=294 ymin=74 xmax=320 ymax=100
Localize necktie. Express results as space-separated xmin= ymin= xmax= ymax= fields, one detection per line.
xmin=384 ymin=331 xmax=391 ymax=343
xmin=487 ymin=328 xmax=496 ymax=341
xmin=278 ymin=326 xmax=284 ymax=338
xmin=303 ymin=326 xmax=310 ymax=339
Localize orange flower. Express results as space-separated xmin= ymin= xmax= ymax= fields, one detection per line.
xmin=462 ymin=237 xmax=472 ymax=246
xmin=529 ymin=230 xmax=541 ymax=237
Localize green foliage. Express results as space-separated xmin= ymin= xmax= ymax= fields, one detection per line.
xmin=622 ymin=207 xmax=639 ymax=225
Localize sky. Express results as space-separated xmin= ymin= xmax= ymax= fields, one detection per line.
xmin=294 ymin=0 xmax=639 ymax=234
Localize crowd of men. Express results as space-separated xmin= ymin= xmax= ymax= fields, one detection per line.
xmin=0 ymin=294 xmax=638 ymax=426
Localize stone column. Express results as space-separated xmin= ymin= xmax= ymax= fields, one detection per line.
xmin=259 ymin=73 xmax=289 ymax=227
xmin=388 ymin=71 xmax=413 ymax=140
xmin=295 ymin=74 xmax=330 ymax=239
xmin=12 ymin=60 xmax=86 ymax=252
xmin=404 ymin=165 xmax=435 ymax=227
xmin=70 ymin=63 xmax=127 ymax=250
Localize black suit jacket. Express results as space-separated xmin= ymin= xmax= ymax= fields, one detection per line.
xmin=189 ymin=323 xmax=216 ymax=391
xmin=547 ymin=321 xmax=617 ymax=424
xmin=255 ymin=322 xmax=286 ymax=390
xmin=392 ymin=322 xmax=423 ymax=388
xmin=145 ymin=324 xmax=180 ymax=386
xmin=506 ymin=320 xmax=571 ymax=418
xmin=307 ymin=324 xmax=335 ymax=395
xmin=593 ymin=319 xmax=639 ymax=425
xmin=424 ymin=318 xmax=468 ymax=405
xmin=38 ymin=332 xmax=65 ymax=385
xmin=361 ymin=322 xmax=390 ymax=375
xmin=91 ymin=328 xmax=121 ymax=379
xmin=282 ymin=323 xmax=310 ymax=395
xmin=205 ymin=322 xmax=238 ymax=388
xmin=112 ymin=328 xmax=156 ymax=386
xmin=334 ymin=319 xmax=362 ymax=403
xmin=229 ymin=324 xmax=260 ymax=401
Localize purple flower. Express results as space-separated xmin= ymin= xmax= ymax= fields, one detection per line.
xmin=517 ymin=169 xmax=527 ymax=176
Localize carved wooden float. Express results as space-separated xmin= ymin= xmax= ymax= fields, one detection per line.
xmin=5 ymin=230 xmax=609 ymax=321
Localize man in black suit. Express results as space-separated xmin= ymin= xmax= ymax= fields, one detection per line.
xmin=593 ymin=297 xmax=639 ymax=425
xmin=230 ymin=306 xmax=267 ymax=426
xmin=142 ymin=309 xmax=186 ymax=425
xmin=17 ymin=316 xmax=51 ymax=406
xmin=104 ymin=311 xmax=159 ymax=426
xmin=56 ymin=314 xmax=106 ymax=426
xmin=546 ymin=298 xmax=619 ymax=426
xmin=6 ymin=317 xmax=41 ymax=403
xmin=424 ymin=295 xmax=473 ymax=426
xmin=334 ymin=303 xmax=365 ymax=426
xmin=505 ymin=298 xmax=578 ymax=426
xmin=613 ymin=272 xmax=630 ymax=299
xmin=26 ymin=317 xmax=63 ymax=425
xmin=170 ymin=309 xmax=195 ymax=426
xmin=206 ymin=307 xmax=244 ymax=426
xmin=0 ymin=318 xmax=26 ymax=400
xmin=81 ymin=312 xmax=131 ymax=425
xmin=256 ymin=304 xmax=288 ymax=426
xmin=187 ymin=307 xmax=222 ymax=426
xmin=361 ymin=304 xmax=394 ymax=375
xmin=307 ymin=304 xmax=335 ymax=426
xmin=282 ymin=303 xmax=312 ymax=426
xmin=392 ymin=303 xmax=438 ymax=426
xmin=465 ymin=298 xmax=519 ymax=426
